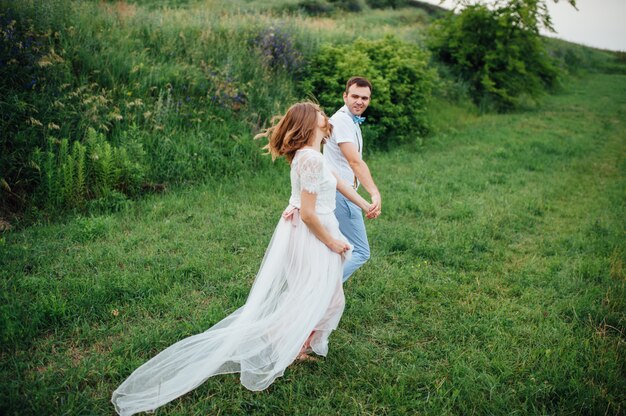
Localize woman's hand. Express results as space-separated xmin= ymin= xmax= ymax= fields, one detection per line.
xmin=365 ymin=203 xmax=380 ymax=219
xmin=301 ymin=191 xmax=350 ymax=255
xmin=327 ymin=238 xmax=351 ymax=256
xmin=365 ymin=193 xmax=381 ymax=219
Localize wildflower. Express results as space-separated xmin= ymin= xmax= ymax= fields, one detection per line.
xmin=109 ymin=112 xmax=123 ymax=122
xmin=29 ymin=117 xmax=43 ymax=127
xmin=254 ymin=27 xmax=303 ymax=73
xmin=37 ymin=57 xmax=53 ymax=67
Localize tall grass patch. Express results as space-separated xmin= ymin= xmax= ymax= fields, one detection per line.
xmin=1 ymin=0 xmax=307 ymax=218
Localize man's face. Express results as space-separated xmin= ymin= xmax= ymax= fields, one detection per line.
xmin=343 ymin=84 xmax=371 ymax=116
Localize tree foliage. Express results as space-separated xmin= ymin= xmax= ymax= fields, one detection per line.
xmin=448 ymin=0 xmax=577 ymax=32
xmin=429 ymin=0 xmax=576 ymax=110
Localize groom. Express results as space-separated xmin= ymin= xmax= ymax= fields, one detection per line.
xmin=324 ymin=76 xmax=381 ymax=282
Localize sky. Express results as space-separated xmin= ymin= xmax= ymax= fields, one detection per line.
xmin=417 ymin=0 xmax=626 ymax=52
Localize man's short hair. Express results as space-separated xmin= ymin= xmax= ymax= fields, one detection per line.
xmin=345 ymin=76 xmax=372 ymax=94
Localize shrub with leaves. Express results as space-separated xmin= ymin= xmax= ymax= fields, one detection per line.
xmin=428 ymin=3 xmax=560 ymax=110
xmin=302 ymin=35 xmax=437 ymax=148
xmin=366 ymin=0 xmax=409 ymax=9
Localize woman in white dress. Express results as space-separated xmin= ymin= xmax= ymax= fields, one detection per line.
xmin=111 ymin=102 xmax=373 ymax=415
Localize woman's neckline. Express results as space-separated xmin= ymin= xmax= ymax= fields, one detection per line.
xmin=298 ymin=146 xmax=320 ymax=153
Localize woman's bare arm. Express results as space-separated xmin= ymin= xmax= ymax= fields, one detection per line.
xmin=300 ymin=190 xmax=350 ymax=255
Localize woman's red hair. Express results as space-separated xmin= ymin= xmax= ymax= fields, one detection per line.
xmin=255 ymin=102 xmax=331 ymax=164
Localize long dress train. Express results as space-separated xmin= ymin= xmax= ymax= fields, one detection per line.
xmin=112 ymin=149 xmax=349 ymax=415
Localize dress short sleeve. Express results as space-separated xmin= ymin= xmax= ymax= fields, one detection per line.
xmin=298 ymin=152 xmax=324 ymax=194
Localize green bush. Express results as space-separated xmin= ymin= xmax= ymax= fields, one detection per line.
xmin=428 ymin=4 xmax=560 ymax=111
xmin=292 ymin=0 xmax=335 ymax=15
xmin=286 ymin=0 xmax=366 ymax=15
xmin=292 ymin=0 xmax=408 ymax=15
xmin=366 ymin=0 xmax=409 ymax=9
xmin=302 ymin=35 xmax=437 ymax=148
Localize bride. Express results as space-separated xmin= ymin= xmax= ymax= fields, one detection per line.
xmin=111 ymin=102 xmax=373 ymax=415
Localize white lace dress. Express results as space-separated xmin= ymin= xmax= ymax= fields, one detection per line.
xmin=111 ymin=148 xmax=350 ymax=416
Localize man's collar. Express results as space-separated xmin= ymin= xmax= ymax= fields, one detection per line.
xmin=340 ymin=105 xmax=365 ymax=125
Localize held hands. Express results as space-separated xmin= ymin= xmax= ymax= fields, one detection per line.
xmin=365 ymin=193 xmax=381 ymax=219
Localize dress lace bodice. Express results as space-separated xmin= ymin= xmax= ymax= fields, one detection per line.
xmin=288 ymin=148 xmax=337 ymax=214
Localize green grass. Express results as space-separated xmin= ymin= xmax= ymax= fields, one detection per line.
xmin=1 ymin=68 xmax=624 ymax=414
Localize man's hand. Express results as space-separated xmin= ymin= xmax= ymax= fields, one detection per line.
xmin=338 ymin=142 xmax=381 ymax=219
xmin=366 ymin=193 xmax=381 ymax=219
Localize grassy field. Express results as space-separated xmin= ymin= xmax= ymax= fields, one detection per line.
xmin=1 ymin=64 xmax=624 ymax=415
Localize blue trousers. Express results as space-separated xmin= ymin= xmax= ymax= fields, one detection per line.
xmin=334 ymin=192 xmax=370 ymax=282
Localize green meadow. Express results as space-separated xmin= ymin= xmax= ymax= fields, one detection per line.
xmin=1 ymin=0 xmax=625 ymax=415
xmin=2 ymin=71 xmax=624 ymax=415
